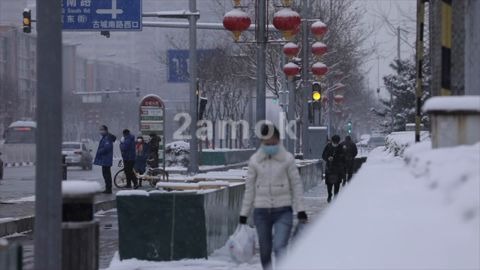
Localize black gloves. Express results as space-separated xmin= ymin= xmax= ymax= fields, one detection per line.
xmin=297 ymin=211 xmax=308 ymax=221
xmin=239 ymin=216 xmax=247 ymax=224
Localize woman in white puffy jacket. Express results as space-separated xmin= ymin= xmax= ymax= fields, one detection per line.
xmin=239 ymin=124 xmax=308 ymax=270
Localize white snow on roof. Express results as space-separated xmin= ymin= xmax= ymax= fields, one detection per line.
xmin=312 ymin=62 xmax=327 ymax=68
xmin=308 ymin=126 xmax=327 ymax=130
xmin=62 ymin=180 xmax=101 ymax=197
xmin=284 ymin=62 xmax=300 ymax=69
xmin=224 ymin=8 xmax=250 ymax=18
xmin=8 ymin=120 xmax=37 ymax=128
xmin=156 ymin=182 xmax=200 ymax=189
xmin=198 ymin=181 xmax=230 ymax=187
xmin=311 ymin=20 xmax=327 ymax=28
xmin=116 ymin=190 xmax=149 ymax=197
xmin=283 ymin=42 xmax=298 ymax=49
xmin=274 ymin=8 xmax=300 ymax=18
xmin=423 ymin=96 xmax=480 ymax=112
xmin=312 ymin=41 xmax=327 ymax=49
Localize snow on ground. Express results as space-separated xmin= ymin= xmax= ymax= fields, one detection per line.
xmin=105 ymin=242 xmax=262 ymax=270
xmin=280 ymin=143 xmax=480 ymax=270
xmin=3 ymin=195 xmax=35 ymax=203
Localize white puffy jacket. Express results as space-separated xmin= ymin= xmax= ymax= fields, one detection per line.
xmin=240 ymin=145 xmax=306 ymax=216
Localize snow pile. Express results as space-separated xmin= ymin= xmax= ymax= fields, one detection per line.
xmin=423 ymin=95 xmax=480 ymax=112
xmin=385 ymin=131 xmax=430 ymax=156
xmin=106 ymin=246 xmax=261 ymax=270
xmin=62 ymin=180 xmax=101 ymax=197
xmin=280 ymin=143 xmax=480 ymax=270
xmin=404 ymin=142 xmax=480 ymax=223
xmin=165 ymin=141 xmax=190 ymax=167
xmin=116 ymin=190 xmax=149 ymax=197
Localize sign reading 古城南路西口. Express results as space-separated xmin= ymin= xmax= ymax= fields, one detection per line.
xmin=62 ymin=0 xmax=142 ymax=31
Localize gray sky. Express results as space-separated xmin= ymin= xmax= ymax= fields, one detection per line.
xmin=356 ymin=0 xmax=417 ymax=95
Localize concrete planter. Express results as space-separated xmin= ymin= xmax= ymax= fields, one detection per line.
xmin=424 ymin=96 xmax=480 ymax=148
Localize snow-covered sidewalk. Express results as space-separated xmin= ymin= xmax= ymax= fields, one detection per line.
xmin=281 ymin=143 xmax=480 ymax=270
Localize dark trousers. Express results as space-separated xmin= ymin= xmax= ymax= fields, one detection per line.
xmin=102 ymin=166 xmax=112 ymax=192
xmin=123 ymin=160 xmax=138 ymax=187
xmin=326 ymin=182 xmax=340 ymax=199
xmin=254 ymin=207 xmax=293 ymax=270
xmin=345 ymin=159 xmax=354 ymax=182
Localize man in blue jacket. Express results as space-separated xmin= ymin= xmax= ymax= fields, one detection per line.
xmin=94 ymin=125 xmax=116 ymax=194
xmin=120 ymin=129 xmax=138 ymax=188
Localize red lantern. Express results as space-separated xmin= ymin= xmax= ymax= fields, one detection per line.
xmin=283 ymin=42 xmax=299 ymax=59
xmin=312 ymin=62 xmax=328 ymax=78
xmin=334 ymin=82 xmax=346 ymax=91
xmin=312 ymin=42 xmax=327 ymax=58
xmin=322 ymin=95 xmax=329 ymax=104
xmin=223 ymin=9 xmax=251 ymax=41
xmin=283 ymin=62 xmax=300 ymax=79
xmin=311 ymin=21 xmax=328 ymax=40
xmin=334 ymin=94 xmax=344 ymax=103
xmin=273 ymin=8 xmax=301 ymax=41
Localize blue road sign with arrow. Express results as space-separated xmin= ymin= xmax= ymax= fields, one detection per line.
xmin=62 ymin=0 xmax=142 ymax=31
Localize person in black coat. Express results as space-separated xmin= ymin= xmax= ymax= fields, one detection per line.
xmin=340 ymin=136 xmax=358 ymax=185
xmin=322 ymin=135 xmax=345 ymax=202
xmin=147 ymin=133 xmax=160 ymax=168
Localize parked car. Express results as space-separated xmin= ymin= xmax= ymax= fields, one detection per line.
xmin=0 ymin=152 xmax=4 ymax=180
xmin=62 ymin=142 xmax=93 ymax=170
xmin=367 ymin=136 xmax=386 ymax=150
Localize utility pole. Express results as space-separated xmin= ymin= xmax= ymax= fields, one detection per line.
xmin=256 ymin=0 xmax=267 ymax=128
xmin=415 ymin=0 xmax=426 ymax=142
xmin=397 ymin=26 xmax=401 ymax=61
xmin=301 ymin=1 xmax=310 ymax=156
xmin=34 ymin=0 xmax=63 ymax=269
xmin=188 ymin=0 xmax=199 ymax=173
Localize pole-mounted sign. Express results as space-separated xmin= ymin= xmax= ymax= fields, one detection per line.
xmin=139 ymin=95 xmax=166 ymax=170
xmin=61 ymin=0 xmax=142 ymax=31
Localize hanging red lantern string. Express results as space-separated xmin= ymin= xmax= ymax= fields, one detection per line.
xmin=311 ymin=21 xmax=328 ymax=40
xmin=334 ymin=94 xmax=344 ymax=104
xmin=283 ymin=42 xmax=299 ymax=59
xmin=223 ymin=9 xmax=252 ymax=41
xmin=312 ymin=62 xmax=328 ymax=79
xmin=283 ymin=62 xmax=301 ymax=80
xmin=312 ymin=42 xmax=328 ymax=59
xmin=273 ymin=8 xmax=301 ymax=41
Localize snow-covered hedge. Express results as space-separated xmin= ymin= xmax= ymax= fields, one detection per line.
xmin=385 ymin=131 xmax=430 ymax=156
xmin=165 ymin=141 xmax=190 ymax=167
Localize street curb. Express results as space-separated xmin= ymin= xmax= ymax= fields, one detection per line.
xmin=0 ymin=198 xmax=116 ymax=238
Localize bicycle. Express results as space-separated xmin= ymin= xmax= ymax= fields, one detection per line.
xmin=114 ymin=160 xmax=169 ymax=188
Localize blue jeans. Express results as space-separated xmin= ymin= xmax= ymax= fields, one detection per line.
xmin=254 ymin=206 xmax=293 ymax=270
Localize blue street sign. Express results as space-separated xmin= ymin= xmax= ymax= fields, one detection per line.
xmin=62 ymin=0 xmax=142 ymax=31
xmin=167 ymin=49 xmax=217 ymax=83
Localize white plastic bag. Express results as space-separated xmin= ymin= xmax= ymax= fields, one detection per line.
xmin=227 ymin=224 xmax=256 ymax=263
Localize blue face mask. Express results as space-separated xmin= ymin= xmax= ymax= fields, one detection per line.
xmin=261 ymin=144 xmax=280 ymax=156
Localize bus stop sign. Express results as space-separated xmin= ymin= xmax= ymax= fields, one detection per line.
xmin=139 ymin=95 xmax=166 ymax=169
xmin=61 ymin=0 xmax=142 ymax=31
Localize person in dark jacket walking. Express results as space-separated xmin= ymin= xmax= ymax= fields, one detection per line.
xmin=322 ymin=135 xmax=345 ymax=202
xmin=134 ymin=136 xmax=149 ymax=187
xmin=94 ymin=125 xmax=116 ymax=194
xmin=340 ymin=135 xmax=358 ymax=185
xmin=120 ymin=129 xmax=138 ymax=188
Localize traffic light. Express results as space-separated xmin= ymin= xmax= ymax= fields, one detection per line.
xmin=312 ymin=82 xmax=322 ymax=102
xmin=347 ymin=121 xmax=352 ymax=134
xmin=22 ymin=9 xmax=32 ymax=33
